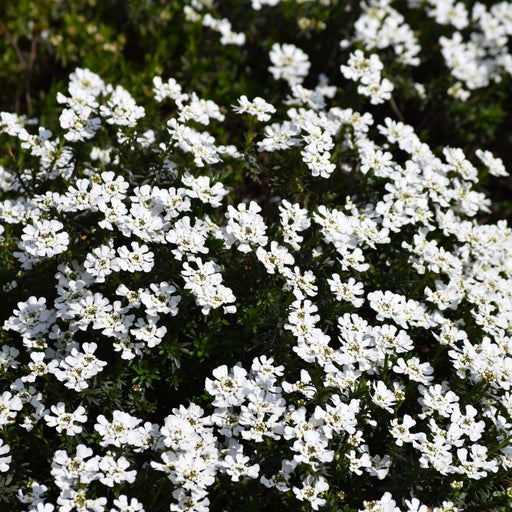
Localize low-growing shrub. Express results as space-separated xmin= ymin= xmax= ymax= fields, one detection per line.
xmin=1 ymin=1 xmax=512 ymax=511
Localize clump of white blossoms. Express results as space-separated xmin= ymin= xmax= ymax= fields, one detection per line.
xmin=341 ymin=50 xmax=394 ymax=104
xmin=16 ymin=220 xmax=69 ymax=267
xmin=1 ymin=1 xmax=512 ymax=511
xmin=269 ymin=42 xmax=311 ymax=86
xmin=232 ymin=95 xmax=276 ymax=122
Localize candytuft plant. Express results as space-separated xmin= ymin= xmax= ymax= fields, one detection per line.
xmin=1 ymin=1 xmax=512 ymax=511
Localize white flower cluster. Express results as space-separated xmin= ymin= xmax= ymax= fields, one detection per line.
xmin=341 ymin=0 xmax=421 ymax=66
xmin=181 ymin=257 xmax=236 ymax=314
xmin=269 ymin=42 xmax=311 ymax=86
xmin=232 ymin=95 xmax=276 ymax=122
xmin=1 ymin=4 xmax=512 ymax=508
xmin=341 ymin=0 xmax=512 ymax=97
xmin=341 ymin=50 xmax=394 ymax=105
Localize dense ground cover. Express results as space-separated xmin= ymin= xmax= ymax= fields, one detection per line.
xmin=2 ymin=1 xmax=512 ymax=511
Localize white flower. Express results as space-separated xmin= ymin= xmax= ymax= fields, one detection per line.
xmin=181 ymin=173 xmax=228 ymax=207
xmin=181 ymin=257 xmax=236 ymax=315
xmin=111 ymin=495 xmax=145 ymax=512
xmin=68 ymin=67 xmax=105 ymax=97
xmin=115 ymin=242 xmax=154 ymax=273
xmin=152 ymin=76 xmax=187 ymax=103
xmin=51 ymin=444 xmax=100 ymax=489
xmin=0 ymin=345 xmax=19 ymax=371
xmin=66 ymin=292 xmax=112 ymax=331
xmin=83 ymin=244 xmax=118 ymax=282
xmin=251 ymin=0 xmax=279 ymax=9
xmin=94 ymin=410 xmax=144 ymax=448
xmin=170 ymin=488 xmax=210 ymax=512
xmin=232 ymin=95 xmax=276 ymax=122
xmin=292 ymin=429 xmax=334 ymax=469
xmin=269 ymin=43 xmax=311 ymax=85
xmin=0 ymin=439 xmax=11 ymax=472
xmin=359 ymin=492 xmax=400 ymax=512
xmin=475 ymin=148 xmax=509 ymax=177
xmin=225 ymin=201 xmax=268 ymax=252
xmin=139 ymin=282 xmax=180 ymax=317
xmin=43 ymin=402 xmax=87 ymax=436
xmin=98 ymin=455 xmax=136 ymax=487
xmin=257 ymin=121 xmax=301 ymax=151
xmin=130 ymin=315 xmax=167 ymax=348
xmin=390 ymin=415 xmax=418 ymax=446
xmin=282 ymin=266 xmax=318 ymax=299
xmin=19 ymin=220 xmax=69 ymax=259
xmin=51 ymin=342 xmax=107 ymax=391
xmin=100 ymin=85 xmax=144 ymax=127
xmin=256 ymin=241 xmax=294 ymax=274
xmin=292 ymin=475 xmax=329 ymax=510
xmin=165 ymin=216 xmax=209 ymax=260
xmin=328 ymin=274 xmax=365 ymax=306
xmin=222 ymin=451 xmax=260 ymax=482
xmin=301 ymin=147 xmax=335 ymax=178
xmin=449 ymin=404 xmax=485 ymax=442
xmin=341 ymin=51 xmax=393 ymax=104
xmin=341 ymin=50 xmax=383 ymax=83
xmin=372 ymin=381 xmax=396 ymax=413
xmin=59 ymin=107 xmax=101 ymax=141
xmin=29 ymin=503 xmax=55 ymax=512
xmin=4 ymin=296 xmax=55 ymax=337
xmin=404 ymin=497 xmax=429 ymax=512
xmin=418 ymin=383 xmax=459 ymax=418
xmin=358 ymin=77 xmax=394 ymax=105
xmin=205 ymin=364 xmax=249 ymax=408
xmin=393 ymin=357 xmax=434 ymax=384
xmin=56 ymin=488 xmax=106 ymax=512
